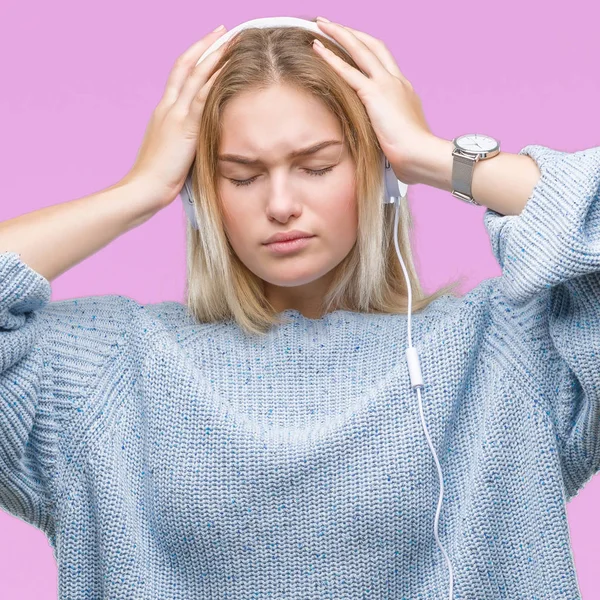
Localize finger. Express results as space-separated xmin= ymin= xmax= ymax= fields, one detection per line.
xmin=175 ymin=42 xmax=228 ymax=112
xmin=314 ymin=21 xmax=388 ymax=80
xmin=312 ymin=38 xmax=371 ymax=94
xmin=162 ymin=27 xmax=228 ymax=106
xmin=186 ymin=63 xmax=225 ymax=124
xmin=338 ymin=25 xmax=408 ymax=83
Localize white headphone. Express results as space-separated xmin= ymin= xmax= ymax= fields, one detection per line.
xmin=180 ymin=17 xmax=454 ymax=599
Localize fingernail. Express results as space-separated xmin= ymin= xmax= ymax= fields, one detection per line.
xmin=212 ymin=24 xmax=225 ymax=32
xmin=312 ymin=39 xmax=325 ymax=49
xmin=316 ymin=16 xmax=330 ymax=23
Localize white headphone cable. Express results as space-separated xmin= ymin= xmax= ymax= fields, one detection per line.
xmin=392 ymin=193 xmax=454 ymax=600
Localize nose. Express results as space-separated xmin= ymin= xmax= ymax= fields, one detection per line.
xmin=265 ymin=174 xmax=303 ymax=222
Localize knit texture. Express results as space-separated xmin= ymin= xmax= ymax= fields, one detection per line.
xmin=1 ymin=143 xmax=599 ymax=599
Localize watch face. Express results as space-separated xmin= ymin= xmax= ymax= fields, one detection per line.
xmin=455 ymin=134 xmax=499 ymax=153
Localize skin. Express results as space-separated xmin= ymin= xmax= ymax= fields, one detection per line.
xmin=217 ymin=83 xmax=358 ymax=319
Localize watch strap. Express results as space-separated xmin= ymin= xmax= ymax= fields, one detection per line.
xmin=451 ymin=149 xmax=482 ymax=206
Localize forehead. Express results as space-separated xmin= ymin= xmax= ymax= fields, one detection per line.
xmin=218 ymin=84 xmax=342 ymax=157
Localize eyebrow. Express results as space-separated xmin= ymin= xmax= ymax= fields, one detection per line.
xmin=217 ymin=139 xmax=343 ymax=165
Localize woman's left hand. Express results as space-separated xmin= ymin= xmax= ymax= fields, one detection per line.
xmin=312 ymin=18 xmax=435 ymax=184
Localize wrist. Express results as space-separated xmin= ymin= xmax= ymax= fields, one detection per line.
xmin=108 ymin=177 xmax=164 ymax=230
xmin=398 ymin=135 xmax=455 ymax=190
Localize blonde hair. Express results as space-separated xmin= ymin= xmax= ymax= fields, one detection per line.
xmin=184 ymin=17 xmax=463 ymax=337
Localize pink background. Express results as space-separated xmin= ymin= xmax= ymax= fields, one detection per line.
xmin=1 ymin=0 xmax=599 ymax=597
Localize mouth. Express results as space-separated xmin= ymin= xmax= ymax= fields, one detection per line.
xmin=263 ymin=236 xmax=315 ymax=254
xmin=263 ymin=232 xmax=315 ymax=245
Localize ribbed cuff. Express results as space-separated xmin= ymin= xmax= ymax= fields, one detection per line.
xmin=0 ymin=251 xmax=52 ymax=330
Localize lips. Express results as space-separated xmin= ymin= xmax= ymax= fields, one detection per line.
xmin=263 ymin=235 xmax=314 ymax=254
xmin=263 ymin=231 xmax=314 ymax=244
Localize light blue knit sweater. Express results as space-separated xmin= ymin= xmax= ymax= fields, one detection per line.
xmin=1 ymin=144 xmax=599 ymax=599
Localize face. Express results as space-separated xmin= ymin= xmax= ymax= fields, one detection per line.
xmin=216 ymin=84 xmax=357 ymax=317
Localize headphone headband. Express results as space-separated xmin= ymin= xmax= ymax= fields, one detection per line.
xmin=195 ymin=16 xmax=345 ymax=66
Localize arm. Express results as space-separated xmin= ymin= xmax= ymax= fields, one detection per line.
xmin=0 ymin=252 xmax=133 ymax=537
xmin=0 ymin=177 xmax=162 ymax=283
xmin=0 ymin=177 xmax=165 ymax=530
xmin=398 ymin=135 xmax=543 ymax=216
xmin=481 ymin=144 xmax=600 ymax=499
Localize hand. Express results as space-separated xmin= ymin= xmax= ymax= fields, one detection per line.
xmin=122 ymin=26 xmax=230 ymax=210
xmin=312 ymin=18 xmax=436 ymax=185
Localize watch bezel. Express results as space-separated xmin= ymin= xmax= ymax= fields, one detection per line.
xmin=453 ymin=134 xmax=500 ymax=158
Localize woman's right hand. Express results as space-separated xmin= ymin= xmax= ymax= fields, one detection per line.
xmin=122 ymin=25 xmax=230 ymax=211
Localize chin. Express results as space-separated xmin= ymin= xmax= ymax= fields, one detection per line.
xmin=261 ymin=272 xmax=322 ymax=288
xmin=255 ymin=262 xmax=333 ymax=288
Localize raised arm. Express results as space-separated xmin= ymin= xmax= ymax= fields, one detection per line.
xmin=398 ymin=135 xmax=543 ymax=217
xmin=0 ymin=179 xmax=160 ymax=283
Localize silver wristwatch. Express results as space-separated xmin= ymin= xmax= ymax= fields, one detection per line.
xmin=451 ymin=134 xmax=501 ymax=206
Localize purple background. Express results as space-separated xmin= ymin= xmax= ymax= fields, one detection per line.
xmin=1 ymin=0 xmax=598 ymax=596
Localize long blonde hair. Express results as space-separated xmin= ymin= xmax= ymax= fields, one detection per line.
xmin=184 ymin=17 xmax=463 ymax=337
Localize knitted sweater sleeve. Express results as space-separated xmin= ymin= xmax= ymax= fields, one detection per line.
xmin=483 ymin=144 xmax=600 ymax=500
xmin=0 ymin=251 xmax=128 ymax=539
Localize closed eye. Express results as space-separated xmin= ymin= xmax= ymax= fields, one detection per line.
xmin=228 ymin=166 xmax=335 ymax=188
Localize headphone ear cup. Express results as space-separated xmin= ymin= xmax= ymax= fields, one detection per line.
xmin=181 ymin=168 xmax=199 ymax=230
xmin=383 ymin=154 xmax=406 ymax=204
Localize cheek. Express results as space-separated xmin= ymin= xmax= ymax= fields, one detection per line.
xmin=219 ymin=196 xmax=250 ymax=243
xmin=330 ymin=182 xmax=358 ymax=233
xmin=341 ymin=197 xmax=359 ymax=240
xmin=317 ymin=194 xmax=357 ymax=252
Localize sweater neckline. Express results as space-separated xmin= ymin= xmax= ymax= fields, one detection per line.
xmin=277 ymin=308 xmax=355 ymax=322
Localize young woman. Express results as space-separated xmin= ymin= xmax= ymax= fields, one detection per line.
xmin=1 ymin=15 xmax=598 ymax=600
